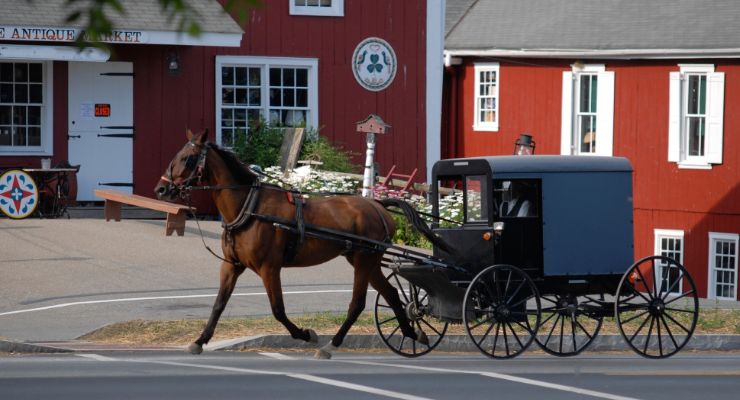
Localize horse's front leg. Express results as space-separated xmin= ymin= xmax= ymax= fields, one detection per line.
xmin=261 ymin=265 xmax=318 ymax=344
xmin=188 ymin=261 xmax=246 ymax=354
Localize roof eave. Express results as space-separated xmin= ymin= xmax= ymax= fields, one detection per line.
xmin=443 ymin=48 xmax=740 ymax=61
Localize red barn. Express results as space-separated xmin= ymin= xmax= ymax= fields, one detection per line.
xmin=443 ymin=0 xmax=740 ymax=301
xmin=0 ymin=0 xmax=445 ymax=207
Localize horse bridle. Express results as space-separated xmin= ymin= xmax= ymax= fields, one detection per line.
xmin=160 ymin=141 xmax=210 ymax=198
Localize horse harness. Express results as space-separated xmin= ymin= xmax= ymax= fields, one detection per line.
xmin=163 ymin=141 xmax=311 ymax=266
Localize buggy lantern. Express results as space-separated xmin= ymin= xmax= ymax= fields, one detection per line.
xmin=514 ymin=133 xmax=535 ymax=155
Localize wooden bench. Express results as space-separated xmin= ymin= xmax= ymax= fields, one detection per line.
xmin=94 ymin=189 xmax=192 ymax=236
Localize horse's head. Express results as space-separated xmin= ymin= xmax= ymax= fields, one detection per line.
xmin=155 ymin=129 xmax=210 ymax=201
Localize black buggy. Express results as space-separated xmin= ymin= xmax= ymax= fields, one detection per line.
xmin=373 ymin=155 xmax=699 ymax=359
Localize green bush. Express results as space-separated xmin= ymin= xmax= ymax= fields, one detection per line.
xmin=232 ymin=123 xmax=284 ymax=168
xmin=300 ymin=135 xmax=359 ymax=173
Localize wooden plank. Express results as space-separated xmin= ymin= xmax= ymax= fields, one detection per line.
xmin=95 ymin=189 xmax=188 ymax=214
xmin=278 ymin=127 xmax=306 ymax=173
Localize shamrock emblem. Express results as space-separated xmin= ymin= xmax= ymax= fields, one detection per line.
xmin=366 ymin=54 xmax=383 ymax=73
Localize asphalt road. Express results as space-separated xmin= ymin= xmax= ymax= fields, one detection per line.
xmin=0 ymin=218 xmax=363 ymax=342
xmin=1 ymin=351 xmax=739 ymax=400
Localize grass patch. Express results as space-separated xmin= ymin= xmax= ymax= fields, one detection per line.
xmin=79 ymin=308 xmax=740 ymax=346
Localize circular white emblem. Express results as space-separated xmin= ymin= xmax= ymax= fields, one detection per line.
xmin=352 ymin=37 xmax=397 ymax=92
xmin=0 ymin=170 xmax=39 ymax=219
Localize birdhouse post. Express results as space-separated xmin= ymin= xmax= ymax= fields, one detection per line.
xmin=356 ymin=114 xmax=390 ymax=197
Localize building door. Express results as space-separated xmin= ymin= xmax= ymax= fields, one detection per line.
xmin=68 ymin=62 xmax=133 ymax=201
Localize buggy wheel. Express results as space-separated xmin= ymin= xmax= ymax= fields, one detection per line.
xmin=535 ymin=294 xmax=604 ymax=357
xmin=615 ymin=255 xmax=699 ymax=359
xmin=463 ymin=265 xmax=541 ymax=359
xmin=374 ymin=272 xmax=448 ymax=357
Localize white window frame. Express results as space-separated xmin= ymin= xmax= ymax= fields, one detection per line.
xmin=668 ymin=64 xmax=724 ymax=169
xmin=561 ymin=64 xmax=614 ymax=156
xmin=215 ymin=55 xmax=319 ymax=148
xmin=472 ymin=62 xmax=499 ymax=132
xmin=708 ymin=232 xmax=739 ymax=301
xmin=0 ymin=60 xmax=54 ymax=156
xmin=289 ymin=0 xmax=344 ymax=17
xmin=654 ymin=229 xmax=684 ymax=295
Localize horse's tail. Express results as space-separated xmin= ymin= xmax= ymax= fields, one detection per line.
xmin=377 ymin=198 xmax=457 ymax=255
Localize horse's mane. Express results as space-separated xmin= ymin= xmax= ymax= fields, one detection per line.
xmin=208 ymin=142 xmax=257 ymax=184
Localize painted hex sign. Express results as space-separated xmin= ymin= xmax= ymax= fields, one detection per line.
xmin=352 ymin=37 xmax=397 ymax=92
xmin=0 ymin=170 xmax=39 ymax=219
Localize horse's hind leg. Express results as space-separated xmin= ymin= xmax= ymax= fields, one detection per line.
xmin=261 ymin=266 xmax=318 ymax=344
xmin=315 ymin=254 xmax=372 ymax=359
xmin=368 ymin=265 xmax=428 ymax=345
xmin=188 ymin=261 xmax=245 ymax=354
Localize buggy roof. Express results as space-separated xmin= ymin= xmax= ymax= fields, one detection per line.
xmin=435 ymin=155 xmax=632 ymax=176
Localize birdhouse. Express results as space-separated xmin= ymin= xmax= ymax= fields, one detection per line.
xmin=356 ymin=114 xmax=390 ymax=135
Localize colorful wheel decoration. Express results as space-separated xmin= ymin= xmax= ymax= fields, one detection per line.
xmin=0 ymin=170 xmax=39 ymax=219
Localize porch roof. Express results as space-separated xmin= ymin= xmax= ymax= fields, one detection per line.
xmin=0 ymin=0 xmax=243 ymax=47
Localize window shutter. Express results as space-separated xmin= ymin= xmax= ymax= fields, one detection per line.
xmin=561 ymin=71 xmax=574 ymax=155
xmin=668 ymin=72 xmax=681 ymax=162
xmin=706 ymin=72 xmax=725 ymax=164
xmin=595 ymin=71 xmax=615 ymax=156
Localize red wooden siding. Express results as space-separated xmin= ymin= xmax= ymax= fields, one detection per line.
xmin=445 ymin=58 xmax=740 ymax=299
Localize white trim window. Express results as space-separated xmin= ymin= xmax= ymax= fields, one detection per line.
xmin=473 ymin=63 xmax=499 ymax=132
xmin=708 ymin=232 xmax=738 ymax=300
xmin=289 ymin=0 xmax=344 ymax=17
xmin=668 ymin=65 xmax=724 ymax=169
xmin=561 ymin=64 xmax=614 ymax=156
xmin=215 ymin=56 xmax=318 ymax=148
xmin=0 ymin=61 xmax=53 ymax=155
xmin=654 ymin=229 xmax=684 ymax=295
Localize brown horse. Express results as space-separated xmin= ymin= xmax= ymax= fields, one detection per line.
xmin=154 ymin=129 xmax=430 ymax=358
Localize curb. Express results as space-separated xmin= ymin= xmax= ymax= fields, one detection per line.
xmin=0 ymin=340 xmax=73 ymax=354
xmin=210 ymin=334 xmax=740 ymax=353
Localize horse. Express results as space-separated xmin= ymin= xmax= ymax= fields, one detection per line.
xmin=155 ymin=129 xmax=441 ymax=359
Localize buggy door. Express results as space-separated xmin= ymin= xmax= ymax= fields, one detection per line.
xmin=493 ymin=179 xmax=543 ymax=278
xmin=433 ymin=174 xmax=495 ymax=275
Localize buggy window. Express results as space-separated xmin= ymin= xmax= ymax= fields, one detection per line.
xmin=435 ymin=174 xmax=489 ymax=225
xmin=465 ymin=175 xmax=487 ymax=223
xmin=494 ymin=179 xmax=539 ymax=218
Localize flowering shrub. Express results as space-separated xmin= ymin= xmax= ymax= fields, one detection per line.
xmin=260 ymin=165 xmax=360 ymax=194
xmin=259 ymin=167 xmax=470 ymax=249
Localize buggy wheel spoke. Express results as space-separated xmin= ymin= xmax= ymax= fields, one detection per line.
xmin=574 ymin=319 xmax=593 ymax=340
xmin=506 ymin=279 xmax=527 ymax=306
xmin=628 ymin=312 xmax=652 ymax=342
xmin=470 ymin=315 xmax=496 ymax=331
xmin=491 ymin=323 xmax=501 ymax=354
xmin=377 ymin=315 xmax=398 ymax=326
xmin=657 ymin=314 xmax=664 ymax=357
xmin=477 ymin=320 xmax=498 ymax=347
xmin=662 ymin=271 xmax=684 ymax=301
xmin=384 ymin=325 xmax=401 ymax=340
xmin=376 ymin=303 xmax=392 ymax=309
xmin=502 ymin=323 xmax=510 ymax=357
xmin=570 ymin=317 xmax=578 ymax=353
xmin=663 ymin=311 xmax=692 ymax=335
xmin=543 ymin=314 xmax=561 ymax=347
xmin=659 ymin=314 xmax=680 ymax=349
xmin=503 ymin=269 xmax=513 ymax=300
xmin=513 ymin=319 xmax=535 ymax=335
xmin=539 ymin=311 xmax=558 ymax=327
xmin=664 ymin=307 xmax=696 ymax=314
xmin=651 ymin=258 xmax=659 ymax=298
xmin=635 ymin=266 xmax=655 ymax=301
xmin=505 ymin=321 xmax=524 ymax=349
xmin=420 ymin=318 xmax=443 ymax=337
xmin=620 ymin=309 xmax=650 ymax=325
xmin=393 ymin=274 xmax=410 ymax=303
xmin=643 ymin=316 xmax=656 ymax=355
xmin=664 ymin=290 xmax=696 ymax=306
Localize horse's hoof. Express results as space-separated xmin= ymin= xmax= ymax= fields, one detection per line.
xmin=306 ymin=329 xmax=319 ymax=344
xmin=187 ymin=343 xmax=203 ymax=355
xmin=415 ymin=329 xmax=429 ymax=346
xmin=314 ymin=348 xmax=332 ymax=359
xmin=314 ymin=342 xmax=337 ymax=359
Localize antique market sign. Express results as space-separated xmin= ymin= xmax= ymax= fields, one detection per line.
xmin=352 ymin=37 xmax=397 ymax=92
xmin=0 ymin=26 xmax=146 ymax=44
